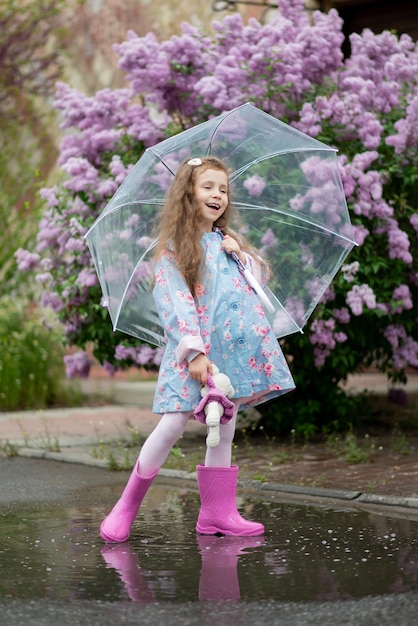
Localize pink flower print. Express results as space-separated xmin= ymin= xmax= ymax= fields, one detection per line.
xmin=155 ymin=269 xmax=167 ymax=286
xmin=224 ymin=330 xmax=232 ymax=341
xmin=196 ymin=304 xmax=207 ymax=317
xmin=176 ymin=289 xmax=193 ymax=303
xmin=178 ymin=319 xmax=189 ymax=333
xmin=181 ymin=386 xmax=189 ymax=399
xmin=232 ymin=277 xmax=241 ymax=288
xmin=264 ymin=363 xmax=275 ymax=377
xmin=248 ymin=356 xmax=257 ymax=368
xmin=163 ymin=293 xmax=171 ymax=304
xmin=254 ymin=303 xmax=266 ymax=318
xmin=253 ymin=324 xmax=268 ymax=336
xmin=175 ymin=402 xmax=182 ymax=411
xmin=195 ymin=283 xmax=206 ymax=297
xmin=162 ymin=250 xmax=176 ymax=262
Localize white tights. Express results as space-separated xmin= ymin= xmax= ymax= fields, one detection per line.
xmin=138 ymin=400 xmax=240 ymax=477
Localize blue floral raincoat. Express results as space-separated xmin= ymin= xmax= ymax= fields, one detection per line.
xmin=152 ymin=230 xmax=295 ymax=414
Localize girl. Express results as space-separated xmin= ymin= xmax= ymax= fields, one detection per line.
xmin=100 ymin=156 xmax=295 ymax=543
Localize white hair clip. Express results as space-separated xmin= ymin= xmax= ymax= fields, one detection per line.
xmin=187 ymin=158 xmax=203 ymax=166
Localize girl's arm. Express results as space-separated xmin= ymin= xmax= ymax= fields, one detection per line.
xmin=153 ymin=251 xmax=206 ymax=367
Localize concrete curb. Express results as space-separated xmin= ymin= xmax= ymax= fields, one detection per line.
xmin=3 ymin=374 xmax=418 ymax=519
xmin=12 ymin=445 xmax=418 ymax=516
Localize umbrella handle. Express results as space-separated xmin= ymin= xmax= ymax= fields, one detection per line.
xmin=242 ymin=268 xmax=275 ymax=313
xmin=219 ymin=231 xmax=275 ymax=314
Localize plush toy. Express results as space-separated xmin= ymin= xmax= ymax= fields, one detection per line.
xmin=194 ymin=365 xmax=235 ymax=447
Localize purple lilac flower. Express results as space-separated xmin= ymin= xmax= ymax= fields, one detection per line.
xmin=102 ymin=361 xmax=116 ymax=377
xmin=65 ymin=238 xmax=84 ymax=253
xmin=109 ymin=155 xmax=132 ymax=185
xmin=410 ymin=214 xmax=418 ymax=236
xmin=35 ymin=272 xmax=53 ymax=284
xmin=353 ymin=224 xmax=369 ymax=246
xmin=383 ymin=325 xmax=418 ymax=369
xmin=135 ymin=345 xmax=155 ymax=366
xmin=137 ymin=236 xmax=153 ymax=249
xmin=61 ymin=157 xmax=99 ymax=193
xmin=341 ymin=261 xmax=360 ymax=283
xmin=15 ymin=248 xmax=41 ymax=271
xmin=39 ymin=186 xmax=59 ymax=207
xmin=115 ymin=344 xmax=137 ymax=362
xmin=384 ymin=219 xmax=412 ymax=263
xmin=244 ymin=174 xmax=266 ymax=197
xmin=320 ymin=285 xmax=336 ymax=304
xmin=391 ymin=284 xmax=413 ymax=313
xmin=40 ymin=292 xmax=63 ymax=313
xmin=310 ymin=318 xmax=347 ymax=366
xmin=153 ymin=347 xmax=165 ymax=366
xmin=76 ymin=269 xmax=98 ymax=288
xmin=260 ymin=228 xmax=277 ymax=247
xmin=64 ymin=351 xmax=92 ymax=379
xmin=346 ymin=284 xmax=377 ymax=315
xmin=332 ymin=307 xmax=351 ymax=324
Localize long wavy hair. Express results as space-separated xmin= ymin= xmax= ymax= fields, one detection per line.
xmin=153 ymin=156 xmax=267 ymax=296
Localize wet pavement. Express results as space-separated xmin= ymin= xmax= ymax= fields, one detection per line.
xmin=2 ymin=457 xmax=418 ymax=624
xmin=2 ymin=373 xmax=418 ymax=624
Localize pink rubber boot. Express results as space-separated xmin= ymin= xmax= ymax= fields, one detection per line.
xmin=101 ymin=544 xmax=155 ymax=602
xmin=196 ymin=465 xmax=264 ymax=536
xmin=100 ymin=461 xmax=158 ymax=543
xmin=197 ymin=535 xmax=265 ymax=601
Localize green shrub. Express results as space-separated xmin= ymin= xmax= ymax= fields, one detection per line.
xmin=0 ymin=298 xmax=80 ymax=410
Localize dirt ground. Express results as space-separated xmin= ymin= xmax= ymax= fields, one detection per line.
xmin=228 ymin=393 xmax=418 ymax=498
xmin=230 ymin=432 xmax=418 ymax=498
xmin=83 ymin=365 xmax=418 ymax=499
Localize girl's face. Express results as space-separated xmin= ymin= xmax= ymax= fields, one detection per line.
xmin=194 ymin=168 xmax=229 ymax=232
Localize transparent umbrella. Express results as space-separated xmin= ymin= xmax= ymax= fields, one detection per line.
xmin=85 ymin=103 xmax=356 ymax=347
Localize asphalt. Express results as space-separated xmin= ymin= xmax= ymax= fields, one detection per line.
xmin=2 ymin=371 xmax=418 ymax=518
xmin=3 ymin=373 xmax=418 ymax=625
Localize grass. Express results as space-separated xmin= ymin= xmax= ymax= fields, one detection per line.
xmin=0 ymin=419 xmax=61 ymax=457
xmin=326 ymin=428 xmax=375 ymax=464
xmin=89 ymin=418 xmax=204 ymax=471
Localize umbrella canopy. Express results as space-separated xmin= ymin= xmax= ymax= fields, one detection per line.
xmin=85 ymin=103 xmax=356 ymax=347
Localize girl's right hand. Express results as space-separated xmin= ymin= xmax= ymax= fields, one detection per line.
xmin=189 ymin=354 xmax=213 ymax=385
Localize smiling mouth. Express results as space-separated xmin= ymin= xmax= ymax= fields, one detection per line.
xmin=207 ymin=203 xmax=220 ymax=210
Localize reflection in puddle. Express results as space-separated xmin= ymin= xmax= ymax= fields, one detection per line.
xmin=1 ymin=483 xmax=418 ymax=603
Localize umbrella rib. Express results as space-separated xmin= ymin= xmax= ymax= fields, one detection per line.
xmin=148 ymin=147 xmax=177 ymax=176
xmin=113 ymin=238 xmax=159 ymax=329
xmin=236 ymin=203 xmax=356 ymax=245
xmin=230 ymin=147 xmax=336 ymax=182
xmin=206 ymin=107 xmax=241 ymax=153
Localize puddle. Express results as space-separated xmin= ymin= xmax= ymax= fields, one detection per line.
xmin=1 ymin=483 xmax=418 ymax=603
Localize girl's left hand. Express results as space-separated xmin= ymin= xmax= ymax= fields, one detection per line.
xmin=222 ymin=235 xmax=245 ymax=263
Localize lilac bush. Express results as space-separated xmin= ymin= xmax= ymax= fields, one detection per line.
xmin=16 ymin=0 xmax=418 ymax=432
